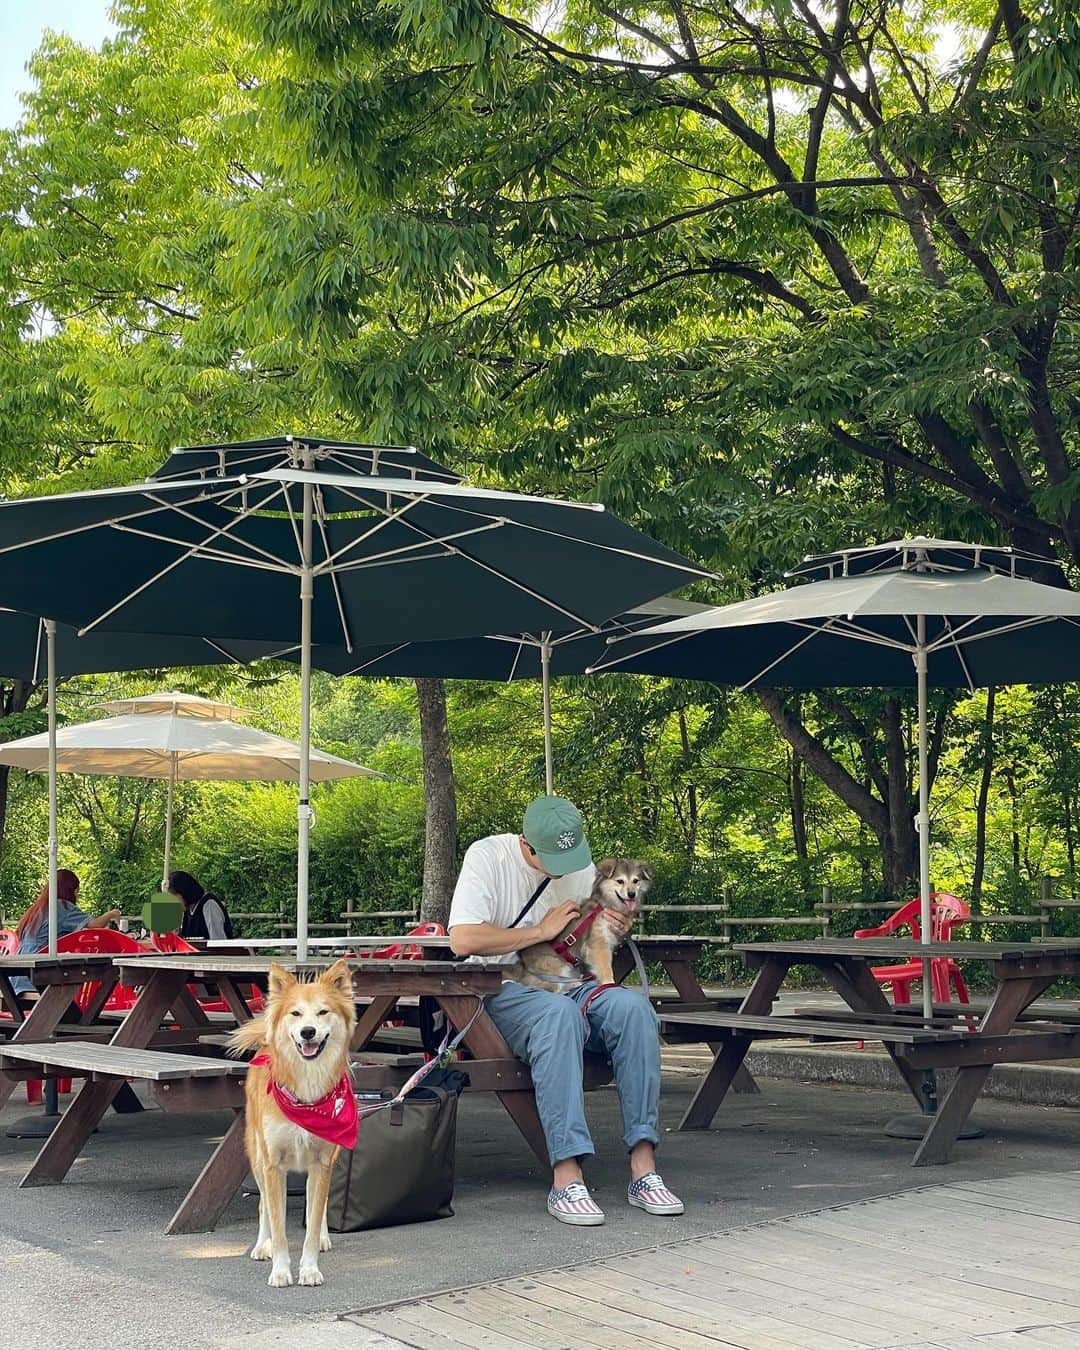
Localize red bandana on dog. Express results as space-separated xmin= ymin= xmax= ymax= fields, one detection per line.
xmin=249 ymin=1053 xmax=359 ymax=1149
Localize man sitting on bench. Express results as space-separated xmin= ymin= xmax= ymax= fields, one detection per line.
xmin=448 ymin=795 xmax=684 ymax=1226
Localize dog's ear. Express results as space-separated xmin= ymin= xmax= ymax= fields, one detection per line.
xmin=267 ymin=963 xmax=296 ymax=998
xmin=594 ymin=858 xmax=617 ymax=880
xmin=321 ymin=958 xmax=353 ymax=997
xmin=637 ymin=861 xmax=653 ymax=884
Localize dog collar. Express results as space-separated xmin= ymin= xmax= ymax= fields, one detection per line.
xmin=250 ymin=1052 xmax=358 ymax=1149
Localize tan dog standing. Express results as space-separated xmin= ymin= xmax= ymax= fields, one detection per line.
xmin=229 ymin=960 xmax=357 ymax=1288
xmin=510 ymin=858 xmax=652 ymax=992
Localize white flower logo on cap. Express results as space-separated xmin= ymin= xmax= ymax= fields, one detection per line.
xmin=557 ymin=830 xmax=577 ymax=851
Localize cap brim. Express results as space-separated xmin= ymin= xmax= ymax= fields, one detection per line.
xmin=536 ymin=837 xmax=593 ymax=877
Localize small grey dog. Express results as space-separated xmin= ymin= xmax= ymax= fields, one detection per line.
xmin=510 ymin=858 xmax=653 ymax=992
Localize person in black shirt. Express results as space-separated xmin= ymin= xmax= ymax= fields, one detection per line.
xmin=168 ymin=870 xmax=233 ymax=941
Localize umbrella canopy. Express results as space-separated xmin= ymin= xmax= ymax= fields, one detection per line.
xmin=0 ymin=458 xmax=707 ymax=955
xmin=0 ymin=706 xmax=380 ymax=886
xmin=0 ymin=609 xmax=277 ymax=683
xmin=0 ymin=710 xmax=373 ymax=780
xmin=595 ymin=538 xmax=1080 ymax=1025
xmin=150 ymin=434 xmax=460 ymax=485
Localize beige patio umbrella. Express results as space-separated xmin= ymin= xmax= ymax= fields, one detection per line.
xmin=0 ymin=692 xmax=381 ymax=888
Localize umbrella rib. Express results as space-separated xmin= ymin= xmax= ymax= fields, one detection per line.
xmin=75 ymin=484 xmax=293 ymax=636
xmin=312 ymin=485 xmax=353 ymax=653
xmin=506 ymin=639 xmax=526 ymax=682
xmin=390 ymin=496 xmax=716 ymax=580
xmin=0 ymin=489 xmax=221 ymax=558
xmin=124 ymin=488 xmax=299 ymax=570
xmin=309 ymin=485 xmax=437 ymax=569
xmin=337 ymin=642 xmax=412 ymax=676
xmin=325 ymin=521 xmax=506 ymax=573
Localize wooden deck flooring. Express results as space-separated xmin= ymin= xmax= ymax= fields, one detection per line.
xmin=345 ymin=1171 xmax=1080 ymax=1350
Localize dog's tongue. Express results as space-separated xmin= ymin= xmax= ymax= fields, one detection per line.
xmin=300 ymin=1041 xmax=322 ymax=1058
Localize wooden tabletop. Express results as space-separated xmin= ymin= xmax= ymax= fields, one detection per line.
xmin=0 ymin=953 xmax=117 ymax=972
xmin=734 ymin=938 xmax=1080 ymax=960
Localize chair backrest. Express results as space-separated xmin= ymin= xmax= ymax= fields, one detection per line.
xmin=362 ymin=921 xmax=447 ymax=962
xmin=56 ymin=927 xmax=146 ymax=954
xmin=151 ymin=930 xmax=198 ymax=954
xmin=929 ymin=891 xmax=970 ymax=940
xmin=0 ymin=928 xmax=20 ymax=955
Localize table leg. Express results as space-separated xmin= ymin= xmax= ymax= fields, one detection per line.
xmin=678 ymin=957 xmax=790 ymax=1130
xmin=214 ymin=976 xmax=258 ymax=1026
xmin=0 ymin=974 xmax=25 ymax=1023
xmin=626 ymin=951 xmax=760 ymax=1096
xmin=351 ymin=995 xmax=399 ymax=1052
xmin=165 ymin=1110 xmax=248 ymax=1235
xmin=20 ymin=969 xmax=188 ymax=1187
xmin=829 ymin=959 xmax=928 ymax=1110
xmin=438 ymin=994 xmax=549 ymax=1167
xmin=913 ymin=973 xmax=1054 ymax=1167
xmin=0 ymin=982 xmax=80 ymax=1111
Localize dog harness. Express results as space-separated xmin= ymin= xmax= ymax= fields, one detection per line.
xmin=249 ymin=1053 xmax=359 ymax=1149
xmin=550 ymin=903 xmax=604 ymax=967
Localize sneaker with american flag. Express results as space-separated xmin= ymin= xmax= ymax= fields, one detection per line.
xmin=547 ymin=1181 xmax=605 ymax=1225
xmin=627 ymin=1172 xmax=685 ymax=1215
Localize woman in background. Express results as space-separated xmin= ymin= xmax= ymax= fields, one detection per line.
xmin=12 ymin=869 xmax=121 ymax=996
xmin=168 ymin=870 xmax=233 ymax=941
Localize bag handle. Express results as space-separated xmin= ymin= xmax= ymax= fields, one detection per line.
xmin=508 ymin=876 xmax=551 ymax=930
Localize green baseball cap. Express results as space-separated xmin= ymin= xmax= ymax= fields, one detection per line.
xmin=522 ymin=795 xmax=592 ymax=876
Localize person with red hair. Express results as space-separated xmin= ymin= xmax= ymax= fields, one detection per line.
xmin=11 ymin=870 xmax=120 ymax=998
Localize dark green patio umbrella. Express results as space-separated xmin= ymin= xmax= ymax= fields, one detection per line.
xmin=0 ymin=459 xmax=709 ymax=955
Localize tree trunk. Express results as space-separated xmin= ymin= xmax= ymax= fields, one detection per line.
xmin=677 ymin=709 xmax=698 ymax=854
xmin=789 ymin=751 xmax=809 ymax=865
xmin=971 ymin=687 xmax=996 ymax=913
xmin=416 ymin=678 xmax=458 ymax=926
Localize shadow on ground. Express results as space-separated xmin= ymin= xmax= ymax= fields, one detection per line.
xmin=2 ymin=1065 xmax=1079 ymax=1348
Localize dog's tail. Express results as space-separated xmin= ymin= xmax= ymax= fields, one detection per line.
xmin=227 ymin=1014 xmax=268 ymax=1058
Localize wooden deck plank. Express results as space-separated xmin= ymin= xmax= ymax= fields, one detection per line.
xmin=348 ymin=1171 xmax=1080 ymax=1350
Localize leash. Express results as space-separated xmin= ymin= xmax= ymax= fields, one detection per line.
xmin=355 ymin=995 xmax=486 ymax=1122
xmin=577 ymin=937 xmax=653 ymax=1018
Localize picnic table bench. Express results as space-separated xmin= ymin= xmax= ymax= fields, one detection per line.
xmin=663 ymin=936 xmax=1080 ymax=1166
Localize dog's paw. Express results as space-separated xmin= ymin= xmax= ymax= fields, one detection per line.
xmin=318 ymin=1233 xmax=332 ymax=1253
xmin=250 ymin=1240 xmax=272 ymax=1261
xmin=267 ymin=1265 xmax=293 ymax=1288
xmin=298 ymin=1265 xmax=324 ymax=1287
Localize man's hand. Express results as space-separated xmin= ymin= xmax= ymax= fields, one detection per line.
xmin=537 ymin=901 xmax=582 ymax=942
xmin=602 ymin=907 xmax=634 ymax=941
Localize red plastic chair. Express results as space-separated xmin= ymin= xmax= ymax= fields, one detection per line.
xmin=150 ymin=929 xmax=264 ymax=1012
xmin=855 ymin=892 xmax=971 ymax=1006
xmin=359 ymin=922 xmax=446 ymax=962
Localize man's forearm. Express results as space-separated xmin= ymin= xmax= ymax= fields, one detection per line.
xmin=449 ymin=921 xmax=547 ymax=957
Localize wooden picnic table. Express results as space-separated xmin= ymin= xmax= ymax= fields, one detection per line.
xmin=0 ymin=954 xmax=124 ymax=1110
xmin=660 ymin=937 xmax=1080 ymax=1167
xmin=11 ymin=936 xmax=732 ymax=1233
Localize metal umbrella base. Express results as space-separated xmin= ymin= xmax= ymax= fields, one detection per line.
xmin=884 ymin=1068 xmax=984 ymax=1140
xmin=884 ymin=1114 xmax=984 ymax=1141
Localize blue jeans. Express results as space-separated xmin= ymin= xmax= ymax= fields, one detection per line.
xmin=485 ymin=979 xmax=661 ymax=1165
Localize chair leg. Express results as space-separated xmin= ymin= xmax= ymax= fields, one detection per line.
xmin=59 ymin=1078 xmax=72 ymax=1094
xmin=891 ymin=980 xmax=911 ymax=1005
xmin=26 ymin=1079 xmax=43 ymax=1105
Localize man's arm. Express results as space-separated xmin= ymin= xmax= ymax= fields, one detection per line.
xmin=449 ymin=901 xmax=583 ymax=958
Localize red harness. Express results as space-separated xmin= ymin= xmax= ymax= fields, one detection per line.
xmin=250 ymin=1052 xmax=358 ymax=1149
xmin=549 ymin=905 xmax=622 ymax=1018
xmin=550 ymin=903 xmax=604 ymax=967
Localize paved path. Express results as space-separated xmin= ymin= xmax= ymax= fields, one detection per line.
xmin=227 ymin=1170 xmax=1080 ymax=1350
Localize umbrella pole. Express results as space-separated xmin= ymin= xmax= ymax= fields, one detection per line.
xmin=916 ymin=616 xmax=933 ymax=1028
xmin=540 ymin=633 xmax=554 ymax=795
xmin=296 ymin=473 xmax=314 ymax=962
xmin=162 ymin=753 xmax=176 ymax=890
xmin=45 ymin=619 xmax=58 ymax=957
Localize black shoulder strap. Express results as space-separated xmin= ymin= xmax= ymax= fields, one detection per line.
xmin=509 ymin=876 xmax=551 ymax=930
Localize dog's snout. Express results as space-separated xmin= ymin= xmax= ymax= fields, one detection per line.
xmin=627 ymin=890 xmax=637 ymax=901
xmin=299 ymin=1025 xmax=318 ymax=1042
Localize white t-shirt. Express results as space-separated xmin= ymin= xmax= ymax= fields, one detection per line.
xmin=448 ymin=834 xmax=596 ymax=965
